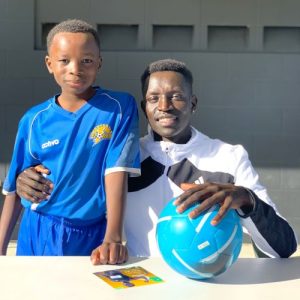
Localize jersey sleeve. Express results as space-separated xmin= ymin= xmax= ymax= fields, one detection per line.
xmin=233 ymin=145 xmax=297 ymax=258
xmin=104 ymin=94 xmax=140 ymax=177
xmin=2 ymin=115 xmax=40 ymax=195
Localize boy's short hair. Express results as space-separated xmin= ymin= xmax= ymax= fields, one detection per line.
xmin=141 ymin=59 xmax=194 ymax=96
xmin=47 ymin=19 xmax=100 ymax=52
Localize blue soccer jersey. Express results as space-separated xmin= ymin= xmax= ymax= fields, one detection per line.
xmin=3 ymin=87 xmax=140 ymax=224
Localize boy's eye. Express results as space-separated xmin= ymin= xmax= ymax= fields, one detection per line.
xmin=59 ymin=59 xmax=69 ymax=64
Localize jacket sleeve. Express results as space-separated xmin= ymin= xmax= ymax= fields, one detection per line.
xmin=233 ymin=145 xmax=297 ymax=258
xmin=239 ymin=191 xmax=297 ymax=258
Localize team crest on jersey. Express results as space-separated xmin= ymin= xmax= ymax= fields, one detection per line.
xmin=89 ymin=124 xmax=112 ymax=146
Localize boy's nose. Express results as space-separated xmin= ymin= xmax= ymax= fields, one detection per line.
xmin=70 ymin=62 xmax=82 ymax=75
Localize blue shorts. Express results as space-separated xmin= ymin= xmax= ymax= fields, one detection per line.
xmin=16 ymin=208 xmax=107 ymax=256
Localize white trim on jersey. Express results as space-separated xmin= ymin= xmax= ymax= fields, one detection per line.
xmin=28 ymin=103 xmax=52 ymax=160
xmin=105 ymin=167 xmax=141 ymax=176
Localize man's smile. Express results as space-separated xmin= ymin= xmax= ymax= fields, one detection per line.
xmin=155 ymin=114 xmax=177 ymax=126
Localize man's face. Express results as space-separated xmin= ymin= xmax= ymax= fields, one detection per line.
xmin=144 ymin=71 xmax=197 ymax=144
xmin=45 ymin=32 xmax=101 ymax=101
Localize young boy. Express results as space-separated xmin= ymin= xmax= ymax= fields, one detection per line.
xmin=0 ymin=19 xmax=140 ymax=263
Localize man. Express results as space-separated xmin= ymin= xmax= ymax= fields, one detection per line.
xmin=14 ymin=59 xmax=297 ymax=259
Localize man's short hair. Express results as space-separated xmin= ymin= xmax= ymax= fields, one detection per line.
xmin=141 ymin=59 xmax=193 ymax=96
xmin=46 ymin=19 xmax=100 ymax=52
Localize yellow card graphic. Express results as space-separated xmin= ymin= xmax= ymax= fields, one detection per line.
xmin=94 ymin=266 xmax=164 ymax=289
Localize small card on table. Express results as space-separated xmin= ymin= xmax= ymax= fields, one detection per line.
xmin=94 ymin=266 xmax=164 ymax=289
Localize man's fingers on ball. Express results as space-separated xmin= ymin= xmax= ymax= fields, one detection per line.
xmin=180 ymin=183 xmax=198 ymax=190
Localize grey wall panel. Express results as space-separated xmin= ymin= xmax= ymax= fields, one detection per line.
xmin=0 ymin=0 xmax=299 ymax=241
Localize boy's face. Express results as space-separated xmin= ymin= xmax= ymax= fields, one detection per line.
xmin=144 ymin=71 xmax=197 ymax=144
xmin=45 ymin=32 xmax=101 ymax=101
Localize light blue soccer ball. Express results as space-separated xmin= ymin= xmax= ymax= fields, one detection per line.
xmin=156 ymin=198 xmax=243 ymax=280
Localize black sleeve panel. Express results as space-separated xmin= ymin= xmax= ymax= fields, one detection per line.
xmin=249 ymin=194 xmax=297 ymax=258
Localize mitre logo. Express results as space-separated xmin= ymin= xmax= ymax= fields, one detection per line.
xmin=42 ymin=139 xmax=60 ymax=149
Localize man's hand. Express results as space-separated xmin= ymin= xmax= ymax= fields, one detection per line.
xmin=173 ymin=182 xmax=254 ymax=225
xmin=16 ymin=165 xmax=53 ymax=203
xmin=90 ymin=241 xmax=128 ymax=265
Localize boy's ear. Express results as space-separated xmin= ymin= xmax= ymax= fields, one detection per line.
xmin=45 ymin=55 xmax=53 ymax=74
xmin=98 ymin=56 xmax=103 ymax=70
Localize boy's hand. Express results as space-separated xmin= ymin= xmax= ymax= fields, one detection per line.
xmin=90 ymin=241 xmax=128 ymax=265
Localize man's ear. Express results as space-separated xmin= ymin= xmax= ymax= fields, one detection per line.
xmin=191 ymin=95 xmax=198 ymax=113
xmin=140 ymin=100 xmax=147 ymax=118
xmin=45 ymin=55 xmax=53 ymax=74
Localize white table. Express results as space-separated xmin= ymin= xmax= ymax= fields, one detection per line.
xmin=1 ymin=256 xmax=300 ymax=300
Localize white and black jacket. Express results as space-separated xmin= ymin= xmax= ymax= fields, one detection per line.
xmin=125 ymin=127 xmax=297 ymax=258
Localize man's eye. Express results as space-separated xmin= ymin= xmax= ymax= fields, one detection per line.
xmin=82 ymin=58 xmax=93 ymax=64
xmin=172 ymin=94 xmax=183 ymax=100
xmin=146 ymin=96 xmax=159 ymax=103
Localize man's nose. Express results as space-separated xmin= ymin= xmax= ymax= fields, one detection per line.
xmin=157 ymin=96 xmax=172 ymax=111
